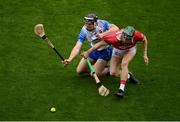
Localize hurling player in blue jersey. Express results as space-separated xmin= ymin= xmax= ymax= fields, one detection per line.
xmin=63 ymin=13 xmax=119 ymax=76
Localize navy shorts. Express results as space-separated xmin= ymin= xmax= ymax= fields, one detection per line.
xmin=89 ymin=46 xmax=112 ymax=61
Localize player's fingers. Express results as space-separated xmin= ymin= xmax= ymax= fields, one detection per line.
xmin=146 ymin=58 xmax=149 ymax=65
xmin=62 ymin=60 xmax=69 ymax=66
xmin=144 ymin=58 xmax=149 ymax=65
xmin=144 ymin=59 xmax=147 ymax=64
xmin=84 ymin=55 xmax=88 ymax=59
xmin=65 ymin=61 xmax=70 ymax=65
xmin=81 ymin=52 xmax=88 ymax=59
xmin=96 ymin=34 xmax=101 ymax=39
xmin=62 ymin=61 xmax=67 ymax=66
xmin=80 ymin=52 xmax=86 ymax=58
xmin=81 ymin=54 xmax=86 ymax=59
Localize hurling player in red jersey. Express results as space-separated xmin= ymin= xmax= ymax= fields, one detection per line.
xmin=82 ymin=26 xmax=149 ymax=97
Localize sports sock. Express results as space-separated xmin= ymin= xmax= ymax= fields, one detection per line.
xmin=119 ymin=80 xmax=126 ymax=91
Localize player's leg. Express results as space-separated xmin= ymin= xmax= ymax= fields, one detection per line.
xmin=124 ymin=47 xmax=140 ymax=84
xmin=93 ymin=59 xmax=108 ymax=76
xmin=76 ymin=57 xmax=95 ymax=74
xmin=110 ymin=47 xmax=140 ymax=83
xmin=110 ymin=48 xmax=123 ymax=77
xmin=76 ymin=50 xmax=98 ymax=74
xmin=94 ymin=46 xmax=112 ymax=76
xmin=116 ymin=47 xmax=136 ymax=97
xmin=121 ymin=52 xmax=135 ymax=82
xmin=109 ymin=56 xmax=122 ymax=77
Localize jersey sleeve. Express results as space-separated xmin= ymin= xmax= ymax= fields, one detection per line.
xmin=101 ymin=20 xmax=111 ymax=30
xmin=77 ymin=29 xmax=86 ymax=43
xmin=103 ymin=30 xmax=119 ymax=44
xmin=134 ymin=31 xmax=144 ymax=42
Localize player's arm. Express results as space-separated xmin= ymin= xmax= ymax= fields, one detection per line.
xmin=143 ymin=35 xmax=149 ymax=65
xmin=82 ymin=41 xmax=108 ymax=59
xmin=63 ymin=29 xmax=86 ymax=66
xmin=96 ymin=20 xmax=119 ymax=39
xmin=63 ymin=41 xmax=82 ymax=66
xmin=97 ymin=24 xmax=119 ymax=38
xmin=68 ymin=41 xmax=83 ymax=62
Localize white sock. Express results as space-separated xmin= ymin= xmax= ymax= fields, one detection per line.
xmin=119 ymin=84 xmax=125 ymax=91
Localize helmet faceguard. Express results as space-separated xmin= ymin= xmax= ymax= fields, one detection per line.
xmin=84 ymin=13 xmax=98 ymax=24
xmin=121 ymin=26 xmax=135 ymax=42
xmin=123 ymin=26 xmax=135 ymax=37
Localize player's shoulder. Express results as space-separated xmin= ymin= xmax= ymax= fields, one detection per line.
xmin=135 ymin=30 xmax=144 ymax=37
xmin=98 ymin=19 xmax=110 ymax=24
xmin=80 ymin=26 xmax=87 ymax=34
xmin=134 ymin=30 xmax=144 ymax=40
xmin=135 ymin=30 xmax=143 ymax=34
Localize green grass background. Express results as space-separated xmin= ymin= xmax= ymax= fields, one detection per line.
xmin=0 ymin=0 xmax=180 ymax=120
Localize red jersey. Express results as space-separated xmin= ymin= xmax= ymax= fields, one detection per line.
xmin=103 ymin=29 xmax=144 ymax=50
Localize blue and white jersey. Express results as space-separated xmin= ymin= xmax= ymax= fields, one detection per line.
xmin=78 ymin=20 xmax=111 ymax=50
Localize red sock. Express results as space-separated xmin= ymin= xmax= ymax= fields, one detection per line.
xmin=119 ymin=80 xmax=126 ymax=91
xmin=120 ymin=80 xmax=126 ymax=84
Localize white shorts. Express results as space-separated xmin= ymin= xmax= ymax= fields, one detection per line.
xmin=112 ymin=46 xmax=137 ymax=58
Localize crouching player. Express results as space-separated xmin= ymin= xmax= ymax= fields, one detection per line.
xmin=62 ymin=13 xmax=119 ymax=76
xmin=82 ymin=26 xmax=149 ymax=97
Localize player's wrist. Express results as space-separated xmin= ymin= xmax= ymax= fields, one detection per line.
xmin=143 ymin=51 xmax=147 ymax=56
xmin=67 ymin=58 xmax=72 ymax=63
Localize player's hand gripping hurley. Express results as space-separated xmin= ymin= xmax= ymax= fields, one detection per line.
xmin=34 ymin=24 xmax=64 ymax=61
xmin=85 ymin=57 xmax=110 ymax=96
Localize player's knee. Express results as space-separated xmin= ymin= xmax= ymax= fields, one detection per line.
xmin=76 ymin=67 xmax=83 ymax=74
xmin=110 ymin=70 xmax=116 ymax=76
xmin=121 ymin=61 xmax=128 ymax=68
xmin=94 ymin=69 xmax=102 ymax=76
xmin=109 ymin=67 xmax=117 ymax=76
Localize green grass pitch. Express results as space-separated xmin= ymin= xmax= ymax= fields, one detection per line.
xmin=0 ymin=0 xmax=179 ymax=120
